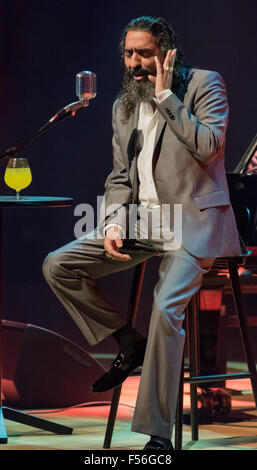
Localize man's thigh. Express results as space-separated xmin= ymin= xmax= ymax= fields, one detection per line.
xmin=45 ymin=228 xmax=156 ymax=280
xmin=153 ymin=244 xmax=214 ymax=310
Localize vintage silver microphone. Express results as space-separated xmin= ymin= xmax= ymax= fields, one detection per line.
xmin=76 ymin=70 xmax=97 ymax=101
xmin=49 ymin=71 xmax=97 ymax=122
xmin=0 ymin=71 xmax=97 ymax=159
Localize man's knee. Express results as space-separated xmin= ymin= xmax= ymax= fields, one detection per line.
xmin=151 ymin=286 xmax=188 ymax=335
xmin=42 ymin=251 xmax=62 ymax=281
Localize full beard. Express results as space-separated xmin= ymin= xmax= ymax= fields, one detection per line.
xmin=118 ymin=67 xmax=156 ymax=121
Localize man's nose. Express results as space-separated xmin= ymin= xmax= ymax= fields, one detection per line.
xmin=130 ymin=52 xmax=141 ymax=68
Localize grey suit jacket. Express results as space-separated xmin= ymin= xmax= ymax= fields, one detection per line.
xmin=100 ymin=67 xmax=241 ymax=258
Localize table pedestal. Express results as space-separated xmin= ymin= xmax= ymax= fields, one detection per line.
xmin=0 ymin=196 xmax=74 ymax=442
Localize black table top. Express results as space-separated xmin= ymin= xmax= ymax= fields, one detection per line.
xmin=0 ymin=196 xmax=73 ymax=207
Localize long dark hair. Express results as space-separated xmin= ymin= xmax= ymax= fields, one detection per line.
xmin=118 ymin=16 xmax=189 ymax=120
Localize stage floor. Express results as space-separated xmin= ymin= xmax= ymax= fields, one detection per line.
xmin=1 ymin=362 xmax=257 ymax=451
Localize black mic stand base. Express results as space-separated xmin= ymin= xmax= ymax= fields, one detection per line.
xmin=0 ymin=406 xmax=73 ymax=444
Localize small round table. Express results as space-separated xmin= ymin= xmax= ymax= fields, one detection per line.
xmin=0 ymin=196 xmax=74 ymax=443
xmin=0 ymin=195 xmax=73 ymax=207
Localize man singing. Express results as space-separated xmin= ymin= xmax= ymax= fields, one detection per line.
xmin=43 ymin=16 xmax=241 ymax=450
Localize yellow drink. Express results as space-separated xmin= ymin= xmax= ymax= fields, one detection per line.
xmin=4 ymin=167 xmax=32 ymax=191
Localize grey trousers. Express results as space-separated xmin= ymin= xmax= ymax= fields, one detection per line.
xmin=42 ymin=213 xmax=214 ymax=439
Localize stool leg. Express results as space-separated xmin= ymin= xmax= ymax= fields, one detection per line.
xmin=103 ymin=385 xmax=122 ymax=448
xmin=175 ymin=350 xmax=184 ymax=450
xmin=103 ymin=261 xmax=147 ymax=448
xmin=187 ymin=294 xmax=199 ymax=441
xmin=228 ymin=260 xmax=257 ymax=407
xmin=128 ymin=261 xmax=147 ymax=327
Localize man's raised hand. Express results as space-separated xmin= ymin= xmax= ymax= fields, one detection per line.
xmin=148 ymin=49 xmax=177 ymax=95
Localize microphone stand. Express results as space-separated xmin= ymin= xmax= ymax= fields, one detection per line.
xmin=0 ymin=99 xmax=89 ymax=161
xmin=0 ymin=98 xmax=89 ymax=442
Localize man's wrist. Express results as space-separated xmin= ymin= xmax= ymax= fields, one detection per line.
xmin=104 ymin=224 xmax=125 ymax=239
xmin=154 ymin=89 xmax=172 ymax=103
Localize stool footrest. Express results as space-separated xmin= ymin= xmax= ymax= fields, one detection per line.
xmin=185 ymin=372 xmax=252 ymax=385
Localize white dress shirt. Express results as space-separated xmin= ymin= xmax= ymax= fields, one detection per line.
xmin=137 ymin=101 xmax=160 ymax=207
xmin=138 ymin=89 xmax=172 ymax=207
xmin=105 ymin=89 xmax=172 ymax=237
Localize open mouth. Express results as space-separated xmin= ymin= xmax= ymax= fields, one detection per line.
xmin=133 ymin=71 xmax=150 ymax=81
xmin=133 ymin=75 xmax=145 ymax=80
xmin=130 ymin=68 xmax=150 ymax=81
xmin=132 ymin=70 xmax=156 ymax=81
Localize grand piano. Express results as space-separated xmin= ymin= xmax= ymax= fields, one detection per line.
xmin=227 ymin=132 xmax=257 ymax=247
xmin=196 ymin=133 xmax=257 ymax=419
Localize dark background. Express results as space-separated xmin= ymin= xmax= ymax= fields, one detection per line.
xmin=0 ymin=0 xmax=256 ymax=357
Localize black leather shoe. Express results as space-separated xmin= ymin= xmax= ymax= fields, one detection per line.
xmin=91 ymin=340 xmax=147 ymax=393
xmin=143 ymin=437 xmax=174 ymax=450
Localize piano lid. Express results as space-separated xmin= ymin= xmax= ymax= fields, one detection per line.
xmin=234 ymin=132 xmax=257 ymax=174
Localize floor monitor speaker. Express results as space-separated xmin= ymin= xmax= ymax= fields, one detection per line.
xmin=2 ymin=320 xmax=112 ymax=408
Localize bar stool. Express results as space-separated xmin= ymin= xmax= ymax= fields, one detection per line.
xmin=103 ymin=252 xmax=257 ymax=449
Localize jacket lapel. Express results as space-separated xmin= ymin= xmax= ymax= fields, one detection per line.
xmin=118 ymin=104 xmax=140 ymax=171
xmin=153 ymin=113 xmax=166 ymax=150
xmin=127 ymin=105 xmax=141 ymax=201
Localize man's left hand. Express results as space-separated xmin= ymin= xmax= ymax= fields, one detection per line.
xmin=148 ymin=49 xmax=177 ymax=95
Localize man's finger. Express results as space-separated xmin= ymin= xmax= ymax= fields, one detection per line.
xmin=169 ymin=49 xmax=177 ymax=67
xmin=104 ymin=238 xmax=131 ymax=261
xmin=154 ymin=55 xmax=163 ymax=75
xmin=106 ymin=229 xmax=123 ymax=248
xmin=163 ymin=49 xmax=177 ymax=71
xmin=148 ymin=74 xmax=156 ymax=83
xmin=116 ymin=237 xmax=123 ymax=248
xmin=106 ymin=250 xmax=131 ymax=261
xmin=104 ymin=238 xmax=118 ymax=254
xmin=163 ymin=49 xmax=173 ymax=68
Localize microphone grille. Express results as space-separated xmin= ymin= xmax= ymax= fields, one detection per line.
xmin=76 ymin=71 xmax=97 ymax=100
